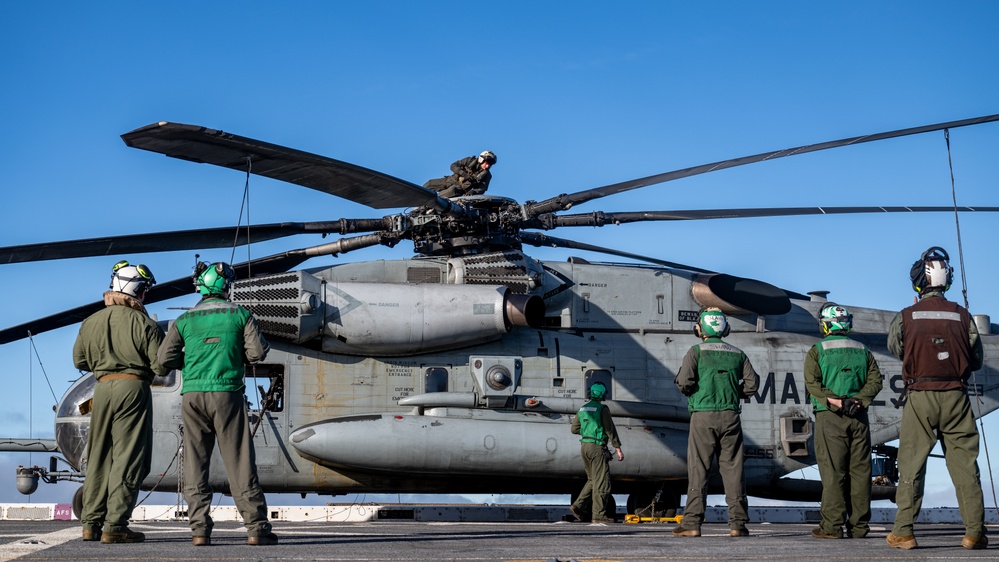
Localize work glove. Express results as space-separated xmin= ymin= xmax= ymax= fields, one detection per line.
xmin=841 ymin=397 xmax=862 ymax=417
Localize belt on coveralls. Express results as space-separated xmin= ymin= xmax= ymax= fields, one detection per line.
xmin=80 ymin=373 xmax=145 ymax=415
xmin=580 ymin=438 xmax=607 ymax=445
xmin=99 ymin=373 xmax=144 ymax=382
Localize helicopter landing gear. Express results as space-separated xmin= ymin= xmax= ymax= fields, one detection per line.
xmin=72 ymin=486 xmax=84 ymax=520
xmin=627 ymin=483 xmax=681 ymax=518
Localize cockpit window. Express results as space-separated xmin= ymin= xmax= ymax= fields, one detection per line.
xmin=56 ymin=374 xmax=97 ymax=418
xmin=424 ymin=367 xmax=449 ymax=393
xmin=246 ymin=364 xmax=284 ymax=413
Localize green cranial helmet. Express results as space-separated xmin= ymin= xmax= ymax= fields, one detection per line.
xmin=696 ymin=307 xmax=730 ymax=338
xmin=819 ymin=303 xmax=853 ymax=335
xmin=588 ymin=382 xmax=607 ymax=401
xmin=195 ymin=262 xmax=236 ymax=296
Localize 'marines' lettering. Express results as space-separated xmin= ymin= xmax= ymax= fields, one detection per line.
xmin=746 ymin=372 xmax=803 ymax=405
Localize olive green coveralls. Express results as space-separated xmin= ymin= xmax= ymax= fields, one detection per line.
xmin=674 ymin=337 xmax=759 ymax=532
xmin=570 ymin=400 xmax=621 ymax=520
xmin=804 ymin=334 xmax=883 ymax=538
xmin=158 ymin=296 xmax=273 ymax=540
xmin=887 ymin=292 xmax=985 ymax=540
xmin=73 ymin=291 xmax=168 ymax=535
xmin=423 ymin=155 xmax=492 ymax=198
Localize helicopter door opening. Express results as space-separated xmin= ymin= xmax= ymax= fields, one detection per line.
xmin=245 ymin=363 xmax=286 ymax=468
xmin=244 ymin=363 xmax=287 ymax=470
xmin=246 ymin=363 xmax=285 ymax=413
xmin=584 ymin=369 xmax=613 ymax=400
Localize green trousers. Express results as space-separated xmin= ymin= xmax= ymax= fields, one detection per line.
xmin=572 ymin=442 xmax=612 ymax=519
xmin=681 ymin=410 xmax=748 ymax=531
xmin=182 ymin=391 xmax=272 ymax=537
xmin=892 ymin=389 xmax=985 ymax=538
xmin=814 ymin=409 xmax=872 ymax=537
xmin=81 ymin=379 xmax=152 ymax=534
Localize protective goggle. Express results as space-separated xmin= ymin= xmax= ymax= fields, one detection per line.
xmin=112 ymin=260 xmax=156 ymax=283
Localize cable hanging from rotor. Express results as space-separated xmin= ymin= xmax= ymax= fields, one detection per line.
xmin=230 ymin=156 xmax=254 ymax=280
xmin=944 ymin=128 xmax=998 ymax=516
xmin=27 ymin=332 xmax=59 ymax=405
xmin=26 ymin=331 xmax=58 ymax=472
xmin=944 ymin=129 xmax=969 ymax=309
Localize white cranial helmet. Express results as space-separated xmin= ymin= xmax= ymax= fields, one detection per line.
xmin=110 ymin=260 xmax=156 ymax=297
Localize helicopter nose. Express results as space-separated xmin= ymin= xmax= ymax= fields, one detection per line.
xmin=53 ymin=373 xmax=97 ymax=471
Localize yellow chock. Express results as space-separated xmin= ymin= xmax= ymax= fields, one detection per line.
xmin=624 ymin=513 xmax=683 ymax=524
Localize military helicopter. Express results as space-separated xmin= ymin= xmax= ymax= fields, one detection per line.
xmin=2 ymin=114 xmax=999 ymax=520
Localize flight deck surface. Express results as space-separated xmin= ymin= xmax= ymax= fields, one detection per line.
xmin=1 ymin=520 xmax=997 ymax=561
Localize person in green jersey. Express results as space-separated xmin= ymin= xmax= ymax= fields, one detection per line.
xmin=570 ymin=382 xmax=624 ymax=523
xmin=804 ymin=303 xmax=882 ymax=540
xmin=673 ymin=307 xmax=759 ymax=538
xmin=158 ymin=262 xmax=277 ymax=547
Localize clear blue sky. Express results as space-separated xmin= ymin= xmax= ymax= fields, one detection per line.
xmin=1 ymin=1 xmax=998 ymax=507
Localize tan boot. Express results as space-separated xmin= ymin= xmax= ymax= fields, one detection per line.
xmin=962 ymin=535 xmax=988 ymax=550
xmin=100 ymin=528 xmax=145 ymax=544
xmin=811 ymin=527 xmax=842 ymax=539
xmin=248 ymin=532 xmax=278 ymax=546
xmin=886 ymin=532 xmax=917 ymax=550
xmin=672 ymin=527 xmax=701 ymax=537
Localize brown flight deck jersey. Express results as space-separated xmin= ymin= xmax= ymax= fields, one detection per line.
xmin=900 ymin=296 xmax=974 ymax=391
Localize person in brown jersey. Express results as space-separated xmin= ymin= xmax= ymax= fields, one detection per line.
xmin=885 ymin=247 xmax=986 ymax=551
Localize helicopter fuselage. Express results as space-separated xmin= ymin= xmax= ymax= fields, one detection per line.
xmin=49 ymin=251 xmax=999 ymax=504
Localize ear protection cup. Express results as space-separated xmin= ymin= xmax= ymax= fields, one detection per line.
xmin=195 ymin=261 xmax=236 ymax=296
xmin=910 ymin=246 xmax=954 ymax=293
xmin=588 ymin=382 xmax=607 ymax=401
xmin=695 ymin=307 xmax=730 ymax=338
xmin=818 ymin=302 xmax=853 ymax=335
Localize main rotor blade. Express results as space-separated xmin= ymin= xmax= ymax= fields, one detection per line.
xmin=0 ymin=232 xmax=395 ymax=344
xmin=544 ymin=205 xmax=999 ymax=227
xmin=521 ymin=232 xmax=812 ymax=302
xmin=0 ymin=219 xmax=392 ymax=264
xmin=520 ymin=232 xmax=715 ymax=273
xmin=122 ymin=122 xmax=440 ymax=209
xmin=525 ymin=114 xmax=999 ymax=216
xmin=0 ymin=253 xmax=311 ymax=345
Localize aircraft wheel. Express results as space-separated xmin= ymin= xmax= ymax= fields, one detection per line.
xmin=627 ymin=485 xmax=680 ymax=517
xmin=72 ymin=486 xmax=84 ymax=520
